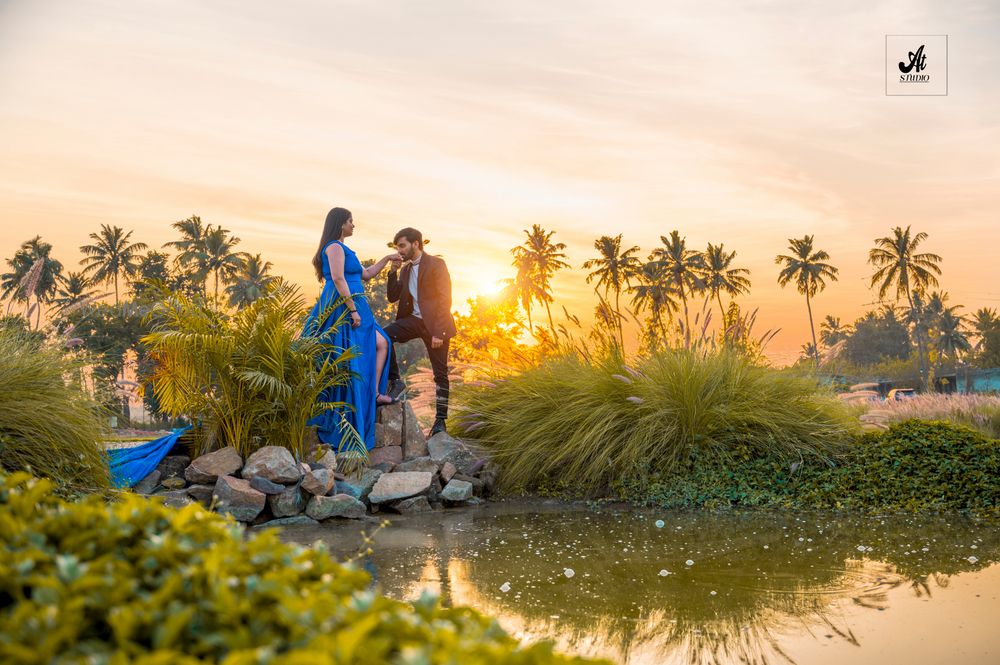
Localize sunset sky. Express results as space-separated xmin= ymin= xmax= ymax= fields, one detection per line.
xmin=1 ymin=0 xmax=998 ymax=362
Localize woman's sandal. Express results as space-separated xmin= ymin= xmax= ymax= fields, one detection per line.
xmin=376 ymin=393 xmax=399 ymax=407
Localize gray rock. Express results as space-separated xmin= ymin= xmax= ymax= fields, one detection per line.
xmin=370 ymin=462 xmax=395 ymax=474
xmin=340 ymin=469 xmax=382 ymax=503
xmin=156 ymin=455 xmax=190 ymax=480
xmin=396 ymin=456 xmax=439 ymax=474
xmin=440 ymin=461 xmax=457 ymax=483
xmin=440 ymin=479 xmax=474 ymax=502
xmin=369 ymin=445 xmax=402 ymax=468
xmin=249 ymin=476 xmax=287 ymax=495
xmin=402 ymin=401 xmax=428 ymax=459
xmin=186 ymin=484 xmax=215 ymax=507
xmin=253 ymin=515 xmax=320 ymax=529
xmin=268 ymin=484 xmax=307 ymax=517
xmin=301 ymin=468 xmax=335 ymax=496
xmin=133 ymin=470 xmax=161 ymax=495
xmin=334 ymin=480 xmax=362 ymax=500
xmin=161 ymin=476 xmax=186 ymax=490
xmin=306 ymin=494 xmax=367 ymax=520
xmin=465 ymin=496 xmax=485 ymax=506
xmin=316 ymin=448 xmax=337 ymax=473
xmin=427 ymin=433 xmax=481 ymax=475
xmin=391 ymin=495 xmax=432 ymax=513
xmin=156 ymin=489 xmax=194 ymax=509
xmin=453 ymin=473 xmax=486 ymax=496
xmin=185 ymin=447 xmax=242 ymax=484
xmin=213 ymin=475 xmax=266 ymax=522
xmin=242 ymin=446 xmax=302 ymax=484
xmin=368 ymin=471 xmax=433 ymax=504
xmin=376 ymin=402 xmax=404 ymax=448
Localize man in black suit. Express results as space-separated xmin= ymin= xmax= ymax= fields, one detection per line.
xmin=385 ymin=227 xmax=457 ymax=436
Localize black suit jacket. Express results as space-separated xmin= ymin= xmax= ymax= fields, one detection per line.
xmin=387 ymin=253 xmax=458 ymax=340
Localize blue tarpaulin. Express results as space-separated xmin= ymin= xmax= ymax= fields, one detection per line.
xmin=107 ymin=426 xmax=192 ymax=488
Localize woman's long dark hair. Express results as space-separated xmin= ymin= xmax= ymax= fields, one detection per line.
xmin=312 ymin=207 xmax=352 ymax=281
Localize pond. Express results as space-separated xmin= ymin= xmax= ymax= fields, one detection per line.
xmin=279 ymin=502 xmax=1000 ymax=665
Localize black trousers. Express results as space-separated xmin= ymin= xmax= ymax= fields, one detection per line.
xmin=384 ymin=316 xmax=450 ymax=421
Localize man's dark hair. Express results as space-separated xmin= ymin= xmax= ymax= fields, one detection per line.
xmin=393 ymin=227 xmax=423 ymax=247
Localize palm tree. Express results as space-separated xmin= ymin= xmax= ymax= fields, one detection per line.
xmin=582 ymin=235 xmax=642 ymax=347
xmin=2 ymin=236 xmax=64 ymax=326
xmin=868 ymin=226 xmax=942 ymax=388
xmin=629 ymin=260 xmax=678 ymax=348
xmin=972 ymin=308 xmax=999 ymax=353
xmin=775 ymin=235 xmax=838 ymax=369
xmin=510 ymin=225 xmax=570 ymax=336
xmin=799 ymin=342 xmax=818 ymax=363
xmin=701 ymin=243 xmax=751 ymax=334
xmin=164 ymin=215 xmax=210 ymax=293
xmin=650 ymin=231 xmax=704 ymax=348
xmin=819 ymin=315 xmax=851 ymax=347
xmin=506 ymin=253 xmax=542 ymax=336
xmin=79 ymin=225 xmax=148 ymax=304
xmin=936 ymin=309 xmax=971 ymax=360
xmin=52 ymin=272 xmax=98 ymax=316
xmin=226 ymin=254 xmax=277 ymax=309
xmin=199 ymin=226 xmax=248 ymax=304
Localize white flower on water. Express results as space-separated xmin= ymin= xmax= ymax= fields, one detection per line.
xmin=968 ymin=556 xmax=979 ymax=564
xmin=500 ymin=582 xmax=511 ymax=593
xmin=659 ymin=569 xmax=671 ymax=577
xmin=685 ymin=559 xmax=695 ymax=566
xmin=710 ymin=591 xmax=717 ymax=596
xmin=563 ymin=568 xmax=575 ymax=578
xmin=655 ymin=520 xmax=665 ymax=529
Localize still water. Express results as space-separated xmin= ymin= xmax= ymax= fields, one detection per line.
xmin=280 ymin=502 xmax=1000 ymax=665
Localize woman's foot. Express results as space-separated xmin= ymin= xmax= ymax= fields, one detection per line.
xmin=376 ymin=393 xmax=397 ymax=406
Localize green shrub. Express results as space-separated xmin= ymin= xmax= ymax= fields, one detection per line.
xmin=142 ymin=282 xmax=363 ymax=460
xmin=625 ymin=420 xmax=1000 ymax=516
xmin=0 ymin=471 xmax=604 ymax=665
xmin=0 ymin=329 xmax=110 ymax=494
xmin=453 ymin=349 xmax=858 ymax=492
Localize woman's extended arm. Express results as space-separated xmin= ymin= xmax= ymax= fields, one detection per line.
xmin=362 ymin=253 xmax=402 ymax=282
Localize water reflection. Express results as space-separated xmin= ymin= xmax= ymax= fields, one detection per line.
xmin=280 ymin=504 xmax=1000 ymax=664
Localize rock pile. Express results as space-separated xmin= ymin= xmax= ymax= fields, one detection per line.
xmin=138 ymin=401 xmax=497 ymax=526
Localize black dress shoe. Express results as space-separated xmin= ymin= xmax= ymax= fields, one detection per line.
xmin=387 ymin=379 xmax=406 ymax=401
xmin=430 ymin=419 xmax=447 ymax=436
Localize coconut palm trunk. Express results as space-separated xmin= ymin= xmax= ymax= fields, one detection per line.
xmin=805 ymin=290 xmax=819 ymax=369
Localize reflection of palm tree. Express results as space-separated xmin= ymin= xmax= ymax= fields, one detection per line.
xmin=225 ymin=254 xmax=276 ymax=309
xmin=701 ymin=243 xmax=751 ymax=336
xmin=79 ymin=224 xmax=148 ymax=304
xmin=583 ymin=235 xmax=641 ymax=348
xmin=776 ymin=235 xmax=838 ymax=369
xmin=651 ymin=231 xmax=704 ymax=348
xmin=511 ymin=225 xmax=570 ymax=337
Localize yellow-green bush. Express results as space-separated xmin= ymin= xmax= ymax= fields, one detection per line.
xmin=0 ymin=472 xmax=604 ymax=664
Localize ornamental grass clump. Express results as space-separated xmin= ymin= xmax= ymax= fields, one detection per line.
xmin=0 ymin=329 xmax=110 ymax=494
xmin=0 ymin=471 xmax=604 ymax=665
xmin=453 ymin=348 xmax=857 ymax=492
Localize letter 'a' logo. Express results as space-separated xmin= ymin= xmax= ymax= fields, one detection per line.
xmin=898 ymin=45 xmax=927 ymax=73
xmin=886 ymin=35 xmax=947 ymax=96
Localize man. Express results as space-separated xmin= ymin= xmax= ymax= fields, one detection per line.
xmin=385 ymin=227 xmax=457 ymax=436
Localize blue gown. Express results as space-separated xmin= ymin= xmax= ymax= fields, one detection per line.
xmin=303 ymin=240 xmax=390 ymax=451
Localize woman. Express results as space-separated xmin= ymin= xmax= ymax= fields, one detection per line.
xmin=303 ymin=207 xmax=401 ymax=452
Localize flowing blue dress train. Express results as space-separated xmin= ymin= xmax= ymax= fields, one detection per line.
xmin=303 ymin=240 xmax=390 ymax=451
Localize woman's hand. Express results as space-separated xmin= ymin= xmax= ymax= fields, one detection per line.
xmin=386 ymin=252 xmax=403 ymax=268
xmin=350 ymin=311 xmax=362 ymax=328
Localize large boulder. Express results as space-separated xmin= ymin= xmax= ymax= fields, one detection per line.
xmin=440 ymin=479 xmax=473 ymax=502
xmin=391 ymin=496 xmax=432 ymax=514
xmin=213 ymin=476 xmax=266 ymax=522
xmin=133 ymin=470 xmax=160 ymax=495
xmin=249 ymin=476 xmax=287 ymax=495
xmin=242 ymin=446 xmax=302 ymax=484
xmin=156 ymin=455 xmax=190 ymax=481
xmin=402 ymin=402 xmax=428 ymax=459
xmin=268 ymin=483 xmax=306 ymax=518
xmin=427 ymin=433 xmax=481 ymax=476
xmin=315 ymin=448 xmax=338 ymax=473
xmin=396 ymin=456 xmax=439 ymax=474
xmin=186 ymin=484 xmax=215 ymax=507
xmin=185 ymin=447 xmax=242 ymax=484
xmin=376 ymin=403 xmax=404 ymax=447
xmin=306 ymin=494 xmax=367 ymax=520
xmin=368 ymin=471 xmax=433 ymax=504
xmin=369 ymin=445 xmax=402 ymax=468
xmin=301 ymin=468 xmax=335 ymax=496
xmin=339 ymin=468 xmax=382 ymax=503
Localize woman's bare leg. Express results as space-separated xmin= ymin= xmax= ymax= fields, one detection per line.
xmin=375 ymin=332 xmax=391 ymax=404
